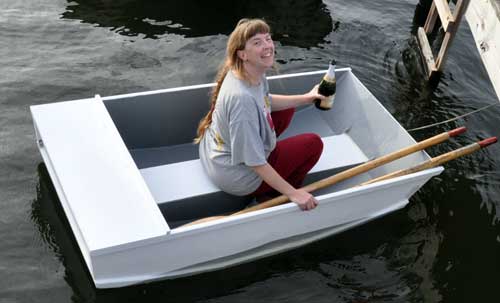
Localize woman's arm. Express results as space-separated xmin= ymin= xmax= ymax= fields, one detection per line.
xmin=251 ymin=163 xmax=318 ymax=210
xmin=270 ymin=85 xmax=327 ymax=111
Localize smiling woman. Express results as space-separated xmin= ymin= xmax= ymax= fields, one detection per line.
xmin=195 ymin=19 xmax=329 ymax=211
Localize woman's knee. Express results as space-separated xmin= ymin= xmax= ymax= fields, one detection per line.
xmin=303 ymin=133 xmax=323 ymax=153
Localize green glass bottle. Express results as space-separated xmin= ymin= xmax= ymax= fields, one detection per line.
xmin=315 ymin=59 xmax=336 ymax=110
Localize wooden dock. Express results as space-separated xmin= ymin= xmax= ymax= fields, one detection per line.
xmin=465 ymin=0 xmax=500 ymax=101
xmin=417 ymin=0 xmax=500 ymax=102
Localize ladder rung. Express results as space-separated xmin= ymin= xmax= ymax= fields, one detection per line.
xmin=434 ymin=0 xmax=455 ymax=32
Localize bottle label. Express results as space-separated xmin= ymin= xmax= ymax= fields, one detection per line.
xmin=319 ymin=94 xmax=335 ymax=109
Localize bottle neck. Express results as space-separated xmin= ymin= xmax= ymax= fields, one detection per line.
xmin=325 ymin=65 xmax=336 ymax=81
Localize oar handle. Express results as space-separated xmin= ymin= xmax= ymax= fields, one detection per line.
xmin=233 ymin=127 xmax=466 ymax=216
xmin=361 ymin=137 xmax=497 ymax=185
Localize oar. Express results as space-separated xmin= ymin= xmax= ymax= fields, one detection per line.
xmin=182 ymin=127 xmax=466 ymax=227
xmin=360 ymin=137 xmax=497 ymax=186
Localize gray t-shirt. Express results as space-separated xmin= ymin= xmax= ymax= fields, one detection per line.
xmin=199 ymin=70 xmax=276 ymax=196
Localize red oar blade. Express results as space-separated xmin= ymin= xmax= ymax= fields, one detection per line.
xmin=448 ymin=126 xmax=467 ymax=137
xmin=478 ymin=137 xmax=498 ymax=148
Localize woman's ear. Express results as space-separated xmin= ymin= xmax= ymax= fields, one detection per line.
xmin=237 ymin=49 xmax=247 ymax=62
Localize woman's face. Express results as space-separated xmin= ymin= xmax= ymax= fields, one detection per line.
xmin=239 ymin=32 xmax=275 ymax=70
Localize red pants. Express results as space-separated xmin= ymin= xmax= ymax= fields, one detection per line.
xmin=251 ymin=108 xmax=323 ymax=198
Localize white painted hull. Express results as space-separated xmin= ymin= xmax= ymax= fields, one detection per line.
xmin=31 ymin=68 xmax=443 ymax=288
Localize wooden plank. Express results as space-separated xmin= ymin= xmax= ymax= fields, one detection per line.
xmin=436 ymin=0 xmax=471 ymax=70
xmin=424 ymin=2 xmax=439 ymax=33
xmin=417 ymin=27 xmax=437 ymax=77
xmin=465 ymin=0 xmax=500 ymax=101
xmin=434 ymin=0 xmax=455 ymax=32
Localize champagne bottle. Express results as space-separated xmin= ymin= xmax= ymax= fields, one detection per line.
xmin=314 ymin=59 xmax=336 ymax=110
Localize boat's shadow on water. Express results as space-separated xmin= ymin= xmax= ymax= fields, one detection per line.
xmin=62 ymin=0 xmax=335 ymax=48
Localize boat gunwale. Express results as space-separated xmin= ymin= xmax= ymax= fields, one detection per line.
xmin=99 ymin=68 xmax=352 ymax=102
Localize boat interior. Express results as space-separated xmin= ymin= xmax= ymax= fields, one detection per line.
xmin=102 ymin=69 xmax=428 ymax=228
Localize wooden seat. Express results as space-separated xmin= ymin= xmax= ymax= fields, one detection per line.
xmin=140 ymin=134 xmax=368 ymax=204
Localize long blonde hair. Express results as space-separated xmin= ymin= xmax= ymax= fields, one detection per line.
xmin=194 ymin=18 xmax=271 ymax=144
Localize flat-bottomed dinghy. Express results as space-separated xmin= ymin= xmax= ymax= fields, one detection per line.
xmin=31 ymin=68 xmax=444 ymax=288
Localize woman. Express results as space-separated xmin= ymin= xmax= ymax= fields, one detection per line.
xmin=195 ymin=18 xmax=327 ymax=211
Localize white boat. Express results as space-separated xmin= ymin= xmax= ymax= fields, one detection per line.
xmin=30 ymin=67 xmax=443 ymax=288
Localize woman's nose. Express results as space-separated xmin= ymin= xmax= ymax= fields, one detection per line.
xmin=265 ymin=39 xmax=274 ymax=49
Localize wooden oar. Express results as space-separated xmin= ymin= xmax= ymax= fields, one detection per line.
xmin=360 ymin=137 xmax=497 ymax=186
xmin=182 ymin=127 xmax=466 ymax=227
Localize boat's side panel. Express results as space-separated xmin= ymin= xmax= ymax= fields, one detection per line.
xmin=89 ymin=168 xmax=442 ymax=288
xmin=30 ymin=98 xmax=170 ymax=253
xmin=101 ymin=69 xmax=350 ymax=152
xmin=327 ymin=71 xmax=430 ymax=177
xmin=103 ymin=84 xmax=214 ymax=150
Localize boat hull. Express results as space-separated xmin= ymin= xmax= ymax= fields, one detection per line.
xmin=31 ymin=68 xmax=443 ymax=288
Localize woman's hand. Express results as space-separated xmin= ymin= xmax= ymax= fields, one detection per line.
xmin=305 ymin=84 xmax=328 ymax=104
xmin=288 ymin=189 xmax=318 ymax=211
xmin=251 ymin=163 xmax=318 ymax=211
xmin=270 ymin=86 xmax=329 ymax=110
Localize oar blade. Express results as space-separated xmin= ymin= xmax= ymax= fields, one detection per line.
xmin=478 ymin=137 xmax=497 ymax=148
xmin=448 ymin=126 xmax=467 ymax=137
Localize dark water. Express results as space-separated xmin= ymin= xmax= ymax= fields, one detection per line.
xmin=1 ymin=0 xmax=499 ymax=302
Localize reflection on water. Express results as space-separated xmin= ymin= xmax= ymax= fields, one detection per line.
xmin=62 ymin=0 xmax=334 ymax=47
xmin=408 ymin=173 xmax=500 ymax=302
